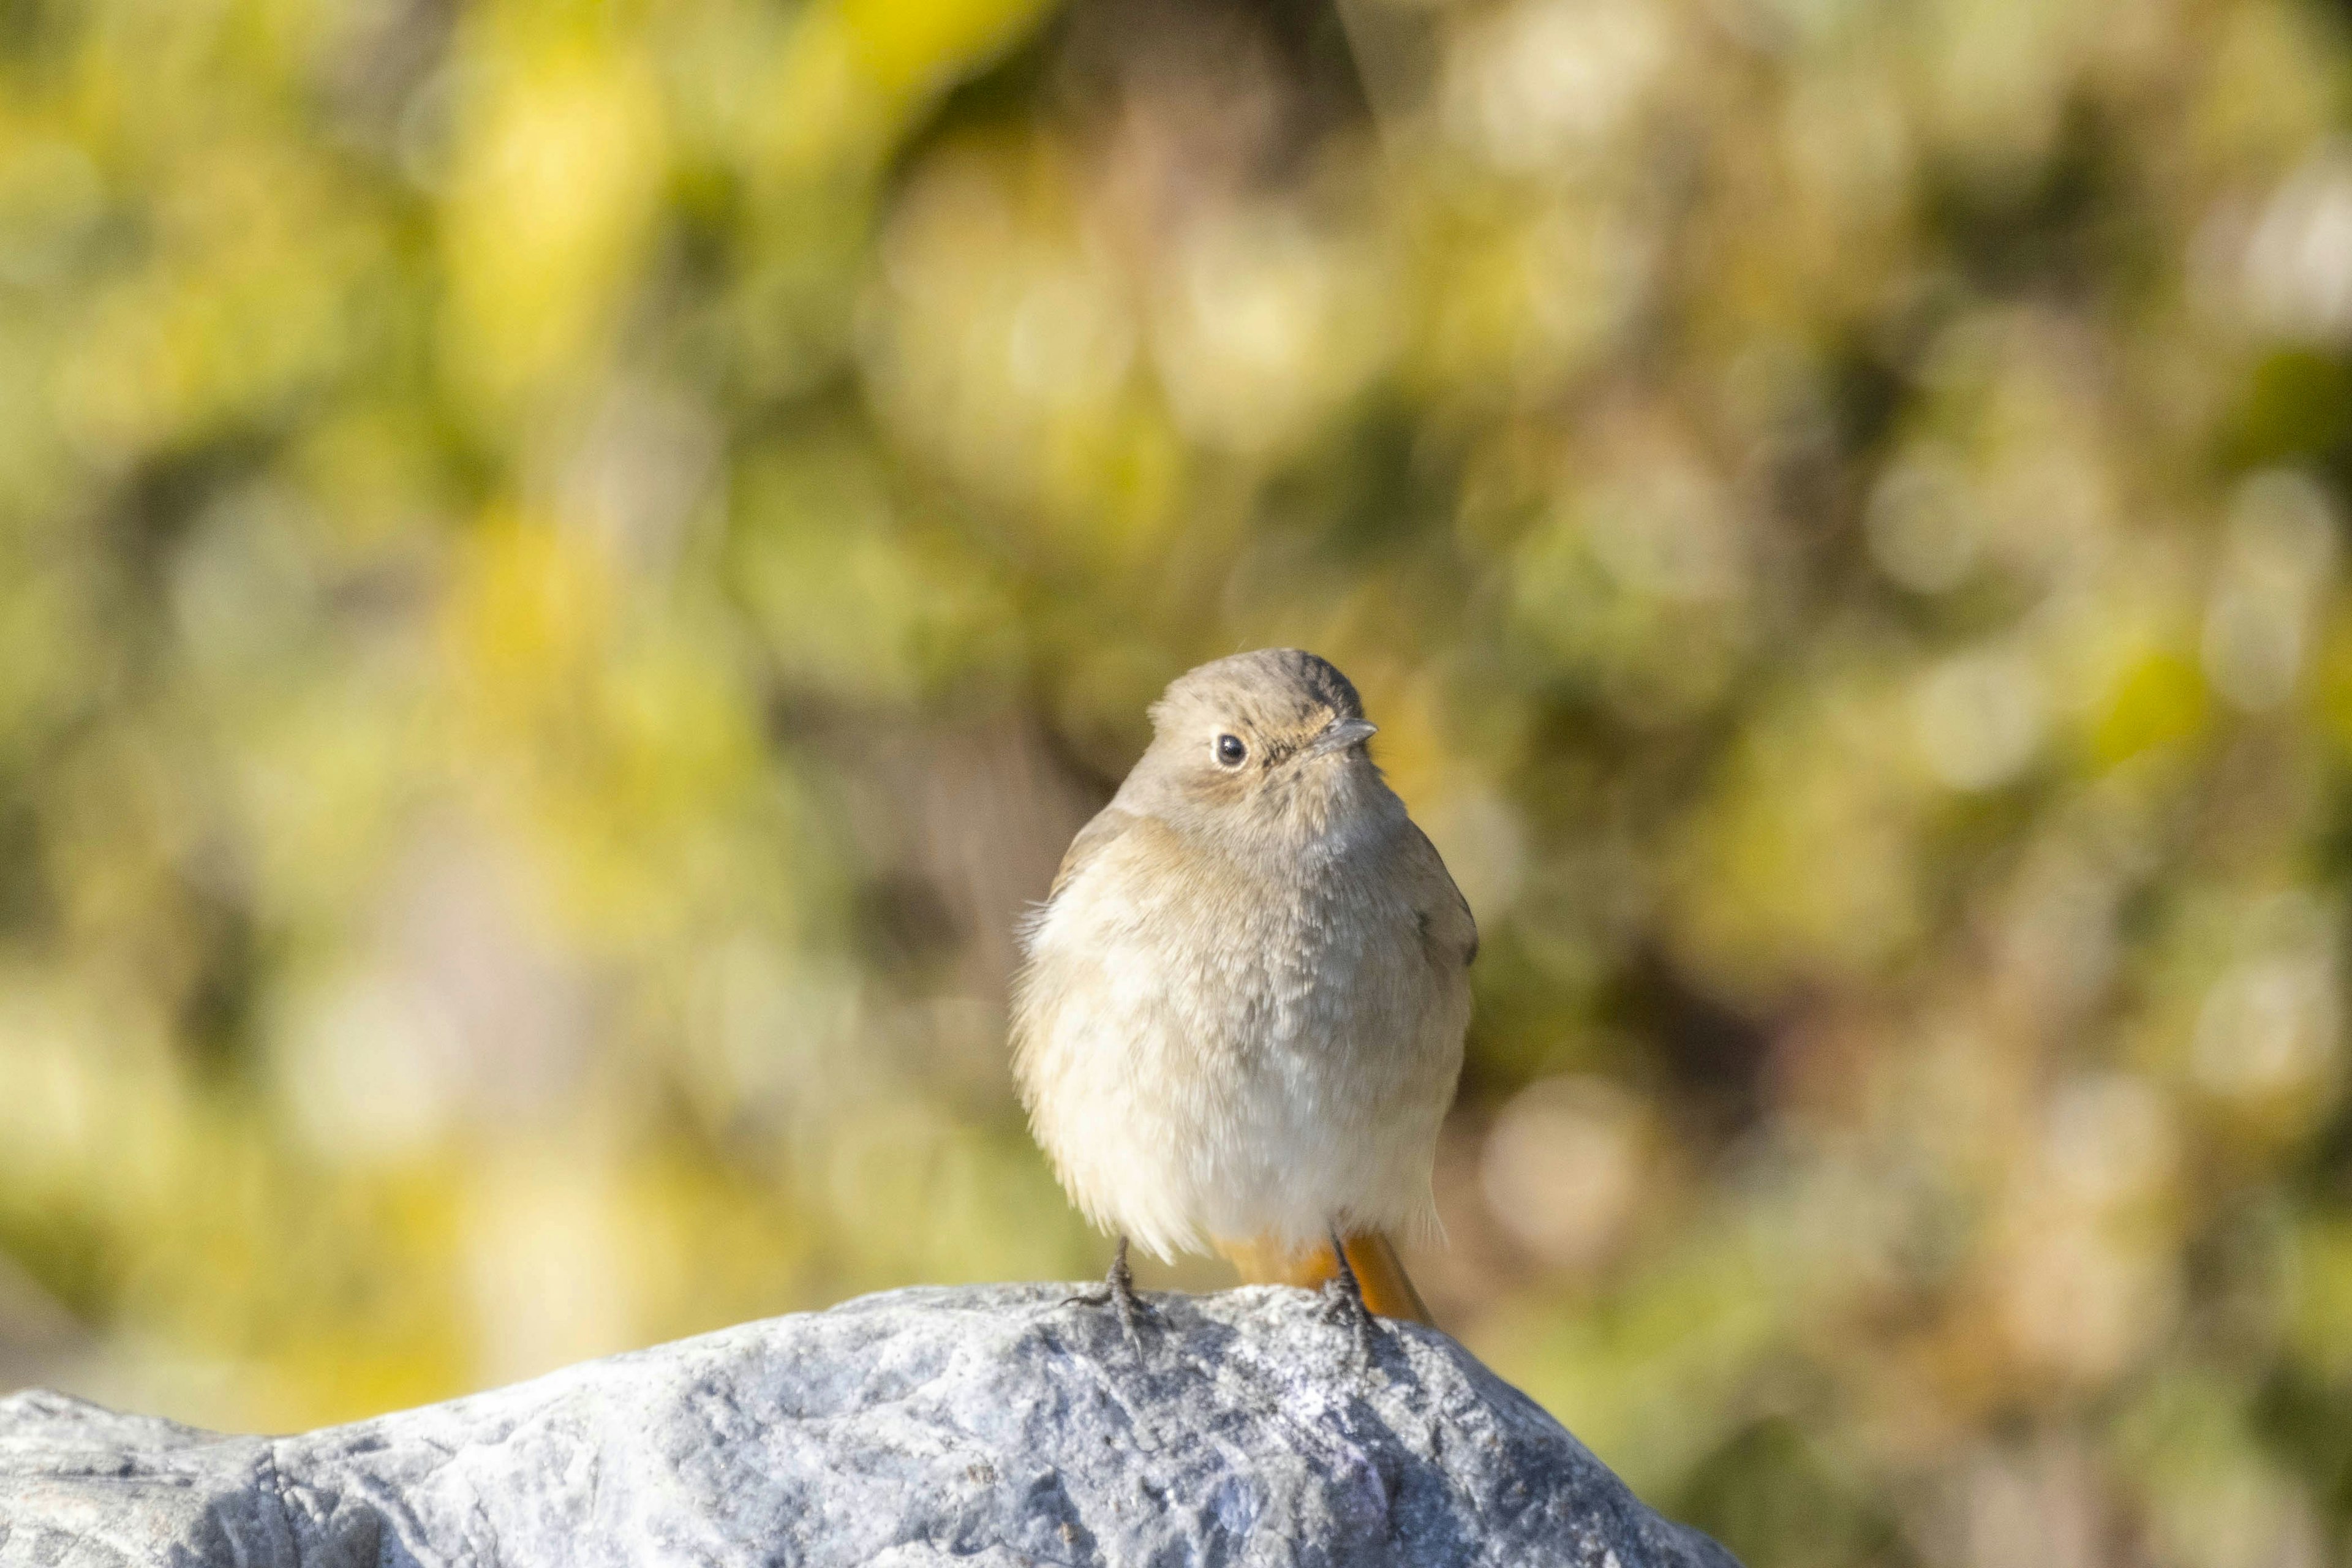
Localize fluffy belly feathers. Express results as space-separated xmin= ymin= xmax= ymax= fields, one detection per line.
xmin=1012 ymin=834 xmax=1465 ymax=1261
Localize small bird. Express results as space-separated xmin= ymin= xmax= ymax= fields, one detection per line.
xmin=1012 ymin=649 xmax=1476 ymax=1337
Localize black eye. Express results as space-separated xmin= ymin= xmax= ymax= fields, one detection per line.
xmin=1215 ymin=734 xmax=1247 ymax=767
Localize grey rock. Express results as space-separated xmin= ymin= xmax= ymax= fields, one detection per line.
xmin=0 ymin=1283 xmax=1741 ymax=1567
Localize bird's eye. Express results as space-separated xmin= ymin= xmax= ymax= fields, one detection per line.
xmin=1215 ymin=734 xmax=1247 ymax=767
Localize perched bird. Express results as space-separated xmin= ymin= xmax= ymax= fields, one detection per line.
xmin=1012 ymin=649 xmax=1476 ymax=1335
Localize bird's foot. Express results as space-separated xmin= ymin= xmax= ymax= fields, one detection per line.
xmin=1061 ymin=1237 xmax=1154 ymax=1351
xmin=1319 ymin=1231 xmax=1381 ymax=1363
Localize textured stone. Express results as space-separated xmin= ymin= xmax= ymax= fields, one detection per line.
xmin=0 ymin=1283 xmax=1740 ymax=1567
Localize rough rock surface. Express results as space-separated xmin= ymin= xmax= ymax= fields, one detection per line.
xmin=0 ymin=1283 xmax=1740 ymax=1567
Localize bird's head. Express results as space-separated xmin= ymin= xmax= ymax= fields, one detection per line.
xmin=1133 ymin=649 xmax=1384 ymax=837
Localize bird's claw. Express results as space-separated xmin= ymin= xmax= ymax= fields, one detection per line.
xmin=1061 ymin=1283 xmax=1155 ymax=1350
xmin=1062 ymin=1237 xmax=1154 ymax=1352
xmin=1319 ymin=1229 xmax=1381 ymax=1363
xmin=1319 ymin=1275 xmax=1379 ymax=1360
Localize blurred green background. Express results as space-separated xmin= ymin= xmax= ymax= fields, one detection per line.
xmin=6 ymin=0 xmax=2352 ymax=1562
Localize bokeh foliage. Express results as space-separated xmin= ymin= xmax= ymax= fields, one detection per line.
xmin=7 ymin=0 xmax=2352 ymax=1562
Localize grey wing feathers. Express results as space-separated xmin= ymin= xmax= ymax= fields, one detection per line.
xmin=1016 ymin=805 xmax=1134 ymax=956
xmin=1405 ymin=821 xmax=1479 ymax=968
xmin=1047 ymin=805 xmax=1137 ymax=903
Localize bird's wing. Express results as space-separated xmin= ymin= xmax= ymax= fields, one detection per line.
xmin=1046 ymin=804 xmax=1139 ymax=903
xmin=1403 ymin=820 xmax=1479 ymax=968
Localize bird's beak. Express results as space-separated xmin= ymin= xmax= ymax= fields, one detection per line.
xmin=1306 ymin=717 xmax=1378 ymax=758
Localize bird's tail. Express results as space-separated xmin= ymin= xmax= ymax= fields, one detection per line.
xmin=1219 ymin=1231 xmax=1435 ymax=1326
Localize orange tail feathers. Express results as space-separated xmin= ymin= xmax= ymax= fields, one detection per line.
xmin=1219 ymin=1231 xmax=1436 ymax=1327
